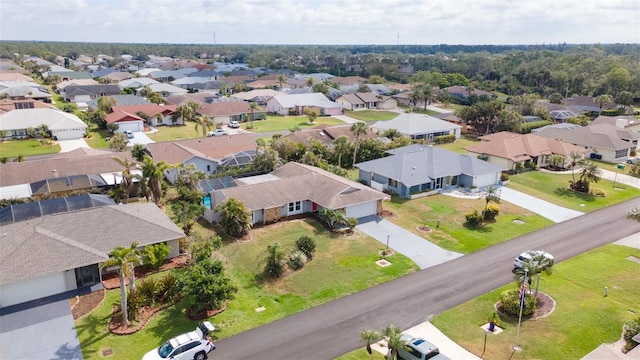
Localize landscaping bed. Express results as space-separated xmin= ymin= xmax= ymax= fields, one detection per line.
xmin=101 ymin=255 xmax=189 ymax=289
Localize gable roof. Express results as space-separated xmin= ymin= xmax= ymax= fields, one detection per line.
xmin=47 ymin=71 xmax=92 ymax=79
xmin=64 ymin=84 xmax=121 ymax=97
xmin=562 ymin=95 xmax=616 ymax=112
xmin=269 ymin=93 xmax=340 ymax=108
xmin=145 ymin=134 xmax=257 ymax=164
xmin=198 ymin=100 xmax=257 ymax=117
xmin=214 ymin=162 xmax=386 ymax=211
xmin=0 ymin=108 xmax=87 ymax=132
xmin=465 ymin=132 xmax=587 ymax=161
xmin=284 ymin=124 xmax=377 ymax=147
xmin=56 ymin=79 xmax=100 ymax=90
xmin=232 ymin=89 xmax=281 ymax=101
xmin=0 ymin=99 xmax=57 ymax=114
xmin=85 ymin=94 xmax=151 ymax=110
xmin=118 ymin=77 xmax=159 ymax=88
xmin=356 ymin=144 xmax=504 ymax=187
xmin=105 ymin=104 xmax=177 ymax=124
xmin=534 ymin=126 xmax=631 ymax=150
xmin=0 ymin=86 xmax=51 ymax=99
xmin=0 ymin=203 xmax=184 ymax=285
xmin=372 ymin=113 xmax=460 ymax=135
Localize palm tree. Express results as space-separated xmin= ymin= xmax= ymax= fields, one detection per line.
xmin=140 ymin=155 xmax=168 ymax=205
xmin=112 ymin=157 xmax=140 ymax=204
xmin=594 ymin=94 xmax=613 ymax=115
xmin=579 ymin=161 xmax=601 ymax=187
xmin=529 ymin=252 xmax=554 ymax=297
xmin=255 ymin=138 xmax=266 ymax=153
xmin=177 ymin=101 xmax=200 ymax=123
xmin=194 ymin=114 xmax=215 ymax=138
xmin=381 ymin=324 xmax=406 ymax=360
xmin=483 ymin=185 xmax=501 ymax=214
xmin=248 ymin=102 xmax=259 ymax=129
xmin=567 ymin=151 xmax=584 ymax=185
xmin=100 ymin=242 xmax=141 ymax=326
xmin=276 ymin=74 xmax=287 ymax=90
xmin=215 ymin=198 xmax=252 ymax=238
xmin=332 ymin=135 xmax=351 ymax=168
xmin=97 ymin=96 xmax=116 ymax=113
xmin=627 ymin=207 xmax=640 ymax=222
xmin=420 ymin=85 xmax=434 ymax=111
xmin=350 ymin=122 xmax=369 ymax=168
xmin=360 ymin=329 xmax=381 ymax=360
xmin=305 ymin=77 xmax=315 ymax=87
xmin=409 ymin=87 xmax=422 ymax=110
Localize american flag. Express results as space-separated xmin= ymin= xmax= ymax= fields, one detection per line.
xmin=519 ymin=279 xmax=527 ymax=300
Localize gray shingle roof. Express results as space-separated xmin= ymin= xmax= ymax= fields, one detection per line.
xmin=372 ymin=113 xmax=461 ymax=136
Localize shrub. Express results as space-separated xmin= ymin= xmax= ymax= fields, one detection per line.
xmin=519 ymin=120 xmax=553 ymax=134
xmin=156 ymin=272 xmax=180 ymax=303
xmin=344 ymin=216 xmax=358 ymax=230
xmin=296 ymin=235 xmax=317 ymax=260
xmin=288 ymin=250 xmax=307 ymax=270
xmin=500 ymin=289 xmax=537 ymax=317
xmin=465 ymin=210 xmax=483 ymax=227
xmin=591 ymin=188 xmax=606 ymax=196
xmin=483 ymin=204 xmax=500 ymax=220
xmin=143 ymin=243 xmax=171 ymax=269
xmin=623 ymin=317 xmax=640 ymax=352
xmin=434 ymin=134 xmax=456 ymax=144
xmin=500 ymin=173 xmax=509 ymax=181
xmin=126 ymin=288 xmax=143 ymax=321
xmin=136 ymin=277 xmax=158 ymax=304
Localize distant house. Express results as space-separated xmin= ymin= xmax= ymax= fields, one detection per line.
xmin=0 ymin=203 xmax=184 ymax=307
xmin=56 ymin=79 xmax=100 ymax=92
xmin=356 ymin=144 xmax=505 ymax=199
xmin=335 ymin=92 xmax=397 ymax=111
xmin=442 ymin=86 xmax=494 ymax=99
xmin=118 ymin=77 xmax=159 ymax=90
xmin=206 ymin=162 xmax=387 ymax=224
xmin=284 ymin=124 xmax=378 ymax=148
xmin=371 ymin=113 xmax=461 ymax=141
xmin=0 ymin=108 xmax=87 ymax=140
xmin=562 ymin=95 xmax=617 ymax=114
xmin=331 ymin=76 xmax=367 ymax=86
xmin=549 ymin=109 xmax=578 ymax=123
xmin=198 ymin=100 xmax=267 ymax=124
xmin=266 ymin=93 xmax=342 ymax=116
xmin=232 ymin=89 xmax=282 ymax=105
xmin=0 ymin=99 xmax=57 ymax=114
xmin=85 ymin=94 xmax=151 ymax=111
xmin=105 ymin=103 xmax=180 ymax=132
xmin=592 ymin=115 xmax=640 ymax=134
xmin=465 ymin=132 xmax=588 ymax=171
xmin=62 ymin=84 xmax=121 ymax=103
xmin=45 ymin=71 xmax=92 ymax=81
xmin=139 ymin=83 xmax=188 ymax=97
xmin=144 ymin=134 xmax=257 ymax=183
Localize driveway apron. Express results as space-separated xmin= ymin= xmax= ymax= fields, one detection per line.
xmin=356 ymin=215 xmax=463 ymax=269
xmin=0 ymin=299 xmax=83 ymax=360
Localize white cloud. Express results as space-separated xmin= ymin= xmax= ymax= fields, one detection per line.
xmin=1 ymin=0 xmax=638 ymax=44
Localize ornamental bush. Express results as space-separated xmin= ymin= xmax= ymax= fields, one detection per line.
xmin=465 ymin=210 xmax=483 ymax=227
xmin=484 ymin=204 xmax=500 ymax=220
xmin=143 ymin=243 xmax=171 ymax=269
xmin=500 ymin=289 xmax=537 ymax=317
xmin=296 ymin=235 xmax=317 ymax=260
xmin=288 ymin=250 xmax=307 ymax=270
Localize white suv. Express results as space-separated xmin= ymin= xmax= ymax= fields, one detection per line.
xmin=142 ymin=321 xmax=215 ymax=360
xmin=228 ymin=120 xmax=240 ymax=128
xmin=514 ymin=250 xmax=554 ymax=269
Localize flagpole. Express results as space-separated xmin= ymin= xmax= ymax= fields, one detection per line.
xmin=515 ymin=268 xmax=528 ymax=348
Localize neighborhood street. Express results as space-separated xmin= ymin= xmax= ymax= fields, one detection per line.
xmin=212 ymin=198 xmax=640 ymax=359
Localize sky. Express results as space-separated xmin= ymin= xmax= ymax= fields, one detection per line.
xmin=1 ymin=0 xmax=639 ymax=45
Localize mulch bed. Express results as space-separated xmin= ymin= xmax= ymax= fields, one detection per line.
xmin=109 ymin=298 xmax=179 ymax=335
xmin=70 ymin=289 xmax=106 ymax=320
xmin=102 ymin=255 xmax=190 ymax=290
xmin=496 ymin=292 xmax=556 ymax=321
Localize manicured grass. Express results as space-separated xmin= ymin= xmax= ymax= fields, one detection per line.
xmin=397 ymin=105 xmax=442 ymax=116
xmin=0 ymin=139 xmax=61 ymax=158
xmin=76 ymin=219 xmax=418 ymax=359
xmin=151 ymin=122 xmax=204 ymax=142
xmin=85 ymin=128 xmax=110 ymax=149
xmin=507 ymin=170 xmax=640 ymax=212
xmin=383 ymin=195 xmax=553 ymax=253
xmin=592 ymin=159 xmax=637 ymax=176
xmin=247 ymin=115 xmax=345 ymax=133
xmin=431 ymin=244 xmax=640 ymax=359
xmin=343 ymin=110 xmax=399 ymax=122
xmin=435 ymin=136 xmax=480 ymax=155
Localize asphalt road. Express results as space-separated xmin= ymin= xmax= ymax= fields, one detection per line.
xmin=213 ymin=198 xmax=640 ymax=360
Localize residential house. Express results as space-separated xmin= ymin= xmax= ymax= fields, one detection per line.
xmin=284 ymin=124 xmax=378 ymax=148
xmin=331 ymin=76 xmax=368 ymax=86
xmin=562 ymin=95 xmax=617 ymax=115
xmin=0 ymin=202 xmax=184 ymax=307
xmin=45 ymin=71 xmax=92 ymax=81
xmin=62 ymin=84 xmax=121 ymax=103
xmin=85 ymin=94 xmax=151 ymax=111
xmin=100 ymin=71 xmax=134 ymax=82
xmin=0 ymin=99 xmax=57 ymax=114
xmin=533 ymin=124 xmax=634 ymax=163
xmin=356 ymin=144 xmax=505 ymax=199
xmin=0 ymin=84 xmax=52 ymax=102
xmin=148 ymin=68 xmax=197 ymax=81
xmin=144 ymin=134 xmax=257 ymax=183
xmin=267 ymin=93 xmax=342 ymax=116
xmin=465 ymin=132 xmax=588 ymax=171
xmin=165 ymin=93 xmax=215 ymax=107
xmin=205 ymin=162 xmax=387 ymax=225
xmin=442 ymin=86 xmax=494 ymax=99
xmin=549 ymin=109 xmax=578 ymax=123
xmin=0 ymin=73 xmax=34 ymax=82
xmin=231 ymin=89 xmax=281 ymax=105
xmin=335 ymin=92 xmax=397 ymax=111
xmin=118 ymin=77 xmax=159 ymax=90
xmin=245 ymin=75 xmax=280 ymax=89
xmin=105 ymin=104 xmax=180 ymax=132
xmin=56 ymin=79 xmax=100 ymax=92
xmin=371 ymin=113 xmax=461 ymax=141
xmin=90 ymin=68 xmax=117 ymax=78
xmin=0 ymin=108 xmax=87 ymax=140
xmin=592 ymin=116 xmax=640 ymax=135
xmin=198 ymin=100 xmax=267 ymax=125
xmin=138 ymin=83 xmax=188 ymax=97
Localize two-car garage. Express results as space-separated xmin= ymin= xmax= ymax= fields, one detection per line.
xmin=345 ymin=201 xmax=379 ymax=219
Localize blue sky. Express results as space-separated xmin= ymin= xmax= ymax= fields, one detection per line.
xmin=1 ymin=0 xmax=638 ymax=45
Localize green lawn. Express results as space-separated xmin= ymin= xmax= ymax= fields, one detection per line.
xmin=343 ymin=110 xmax=399 ymax=122
xmin=76 ymin=219 xmax=418 ymax=359
xmin=507 ymin=170 xmax=640 ymax=212
xmin=151 ymin=122 xmax=205 ymax=142
xmin=431 ymin=244 xmax=640 ymax=359
xmin=247 ymin=115 xmax=345 ymax=133
xmin=435 ymin=136 xmax=480 ymax=155
xmin=383 ymin=195 xmax=553 ymax=253
xmin=0 ymin=139 xmax=61 ymax=158
xmin=397 ymin=105 xmax=442 ymax=116
xmin=85 ymin=128 xmax=110 ymax=149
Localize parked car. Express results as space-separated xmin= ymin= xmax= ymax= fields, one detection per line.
xmin=513 ymin=250 xmax=554 ymax=269
xmin=142 ymin=321 xmax=215 ymax=360
xmin=207 ymin=129 xmax=228 ymax=137
xmin=124 ymin=130 xmax=135 ymax=139
xmin=397 ymin=335 xmax=451 ymax=360
xmin=626 ymin=158 xmax=640 ymax=165
xmin=228 ymin=120 xmax=240 ymax=128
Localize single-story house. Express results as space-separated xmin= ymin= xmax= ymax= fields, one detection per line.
xmin=266 ymin=93 xmax=342 ymax=116
xmin=335 ymin=92 xmax=397 ymax=111
xmin=465 ymin=132 xmax=588 ymax=171
xmin=144 ymin=134 xmax=257 ymax=183
xmin=562 ymin=95 xmax=617 ymax=114
xmin=284 ymin=124 xmax=378 ymax=148
xmin=0 ymin=203 xmax=184 ymax=307
xmin=118 ymin=77 xmax=159 ymax=90
xmin=533 ymin=124 xmax=634 ymax=163
xmin=0 ymin=99 xmax=57 ymax=114
xmin=0 ymin=86 xmax=52 ymax=102
xmin=356 ymin=144 xmax=505 ymax=199
xmin=371 ymin=113 xmax=461 ymax=141
xmin=44 ymin=71 xmax=92 ymax=81
xmin=592 ymin=116 xmax=640 ymax=134
xmin=105 ymin=103 xmax=180 ymax=131
xmin=0 ymin=108 xmax=87 ymax=140
xmin=331 ymin=76 xmax=368 ymax=86
xmin=205 ymin=162 xmax=387 ymax=224
xmin=198 ymin=100 xmax=267 ymax=124
xmin=231 ymin=89 xmax=282 ymax=105
xmin=56 ymin=79 xmax=100 ymax=92
xmin=62 ymin=84 xmax=121 ymax=103
xmin=85 ymin=94 xmax=151 ymax=111
xmin=442 ymin=86 xmax=494 ymax=99
xmin=138 ymin=83 xmax=188 ymax=97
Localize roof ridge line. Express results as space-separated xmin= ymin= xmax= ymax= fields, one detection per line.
xmin=35 ymin=226 xmax=108 ymax=259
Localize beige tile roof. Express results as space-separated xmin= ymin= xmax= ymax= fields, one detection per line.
xmin=145 ymin=134 xmax=256 ymax=164
xmin=466 ymin=132 xmax=586 ymax=161
xmin=0 ymin=203 xmax=185 ymax=285
xmin=198 ymin=101 xmax=258 ymax=117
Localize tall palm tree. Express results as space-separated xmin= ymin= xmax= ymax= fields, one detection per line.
xmin=409 ymin=87 xmax=422 ymax=110
xmin=381 ymin=324 xmax=406 ymax=360
xmin=276 ymin=74 xmax=287 ymax=90
xmin=194 ymin=114 xmax=215 ymax=138
xmin=420 ymin=85 xmax=434 ymax=111
xmin=579 ymin=160 xmax=601 ymax=189
xmin=360 ymin=329 xmax=381 ymax=360
xmin=567 ymin=151 xmax=584 ymax=184
xmin=100 ymin=242 xmax=140 ymax=326
xmin=248 ymin=102 xmax=259 ymax=129
xmin=177 ymin=101 xmax=200 ymax=123
xmin=350 ymin=122 xmax=369 ymax=168
xmin=140 ymin=155 xmax=168 ymax=205
xmin=112 ymin=157 xmax=140 ymax=204
xmin=594 ymin=94 xmax=613 ymax=115
xmin=529 ymin=252 xmax=554 ymax=297
xmin=332 ymin=135 xmax=352 ymax=168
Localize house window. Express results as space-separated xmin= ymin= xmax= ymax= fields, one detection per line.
xmin=615 ymin=149 xmax=627 ymax=158
xmin=288 ymin=201 xmax=302 ymax=215
xmin=207 ymin=165 xmax=211 ymax=172
xmin=388 ymin=179 xmax=398 ymax=187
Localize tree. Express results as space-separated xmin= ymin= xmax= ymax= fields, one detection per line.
xmin=577 ymin=160 xmax=601 ymax=192
xmin=100 ymin=242 xmax=141 ymax=326
xmin=215 ymin=198 xmax=252 ymax=238
xmin=381 ymin=324 xmax=407 ymax=360
xmin=513 ymin=251 xmax=553 ymax=297
xmin=140 ymin=155 xmax=168 ymax=205
xmin=112 ymin=156 xmax=141 ymax=203
xmin=171 ymin=200 xmax=205 ymax=235
xmin=131 ymin=143 xmax=145 ymax=161
xmin=97 ymin=96 xmax=116 ymax=113
xmin=305 ymin=77 xmax=315 ymax=87
xmin=177 ymin=101 xmax=200 ymax=123
xmin=593 ymin=94 xmax=613 ymax=116
xmin=548 ymin=92 xmax=563 ymax=104
xmin=350 ymin=122 xmax=369 ymax=167
xmin=248 ymin=102 xmax=259 ymax=128
xmin=194 ymin=114 xmax=215 ymax=138
xmin=436 ymin=91 xmax=452 ymax=108
xmin=311 ymin=82 xmax=329 ymax=96
xmin=182 ymin=258 xmax=237 ymax=312
xmin=615 ymin=91 xmax=633 ymax=112
xmin=109 ymin=133 xmax=129 ymax=152
xmin=296 ymin=235 xmax=317 ymax=260
xmin=276 ymin=74 xmax=287 ymax=90
xmin=456 ymin=100 xmax=503 ymax=134
xmin=303 ymin=108 xmax=317 ymax=124
xmin=251 ymin=147 xmax=279 ymax=172
xmin=332 ymin=135 xmax=352 ymax=168
xmin=360 ymin=329 xmax=381 ymax=360
xmin=548 ymin=154 xmax=566 ymax=169
xmin=263 ymin=243 xmax=286 ymax=278
xmin=567 ymin=151 xmax=584 ymax=185
xmin=482 ymin=185 xmax=500 ymax=216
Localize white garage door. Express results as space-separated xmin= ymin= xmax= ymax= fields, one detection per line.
xmin=52 ymin=129 xmax=86 ymax=140
xmin=346 ymin=201 xmax=377 ymax=219
xmin=117 ymin=121 xmax=143 ymax=132
xmin=0 ymin=272 xmax=68 ymax=307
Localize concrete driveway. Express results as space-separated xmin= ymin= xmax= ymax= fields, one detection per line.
xmin=127 ymin=131 xmax=155 ymax=146
xmin=356 ymin=215 xmax=463 ymax=269
xmin=0 ymin=299 xmax=82 ymax=360
xmin=58 ymin=139 xmax=90 ymax=153
xmin=498 ymin=186 xmax=584 ymax=223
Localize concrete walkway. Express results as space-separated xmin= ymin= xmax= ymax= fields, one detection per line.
xmin=497 ymin=186 xmax=585 ymax=223
xmin=356 ymin=215 xmax=463 ymax=269
xmin=600 ymin=168 xmax=640 ymax=189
